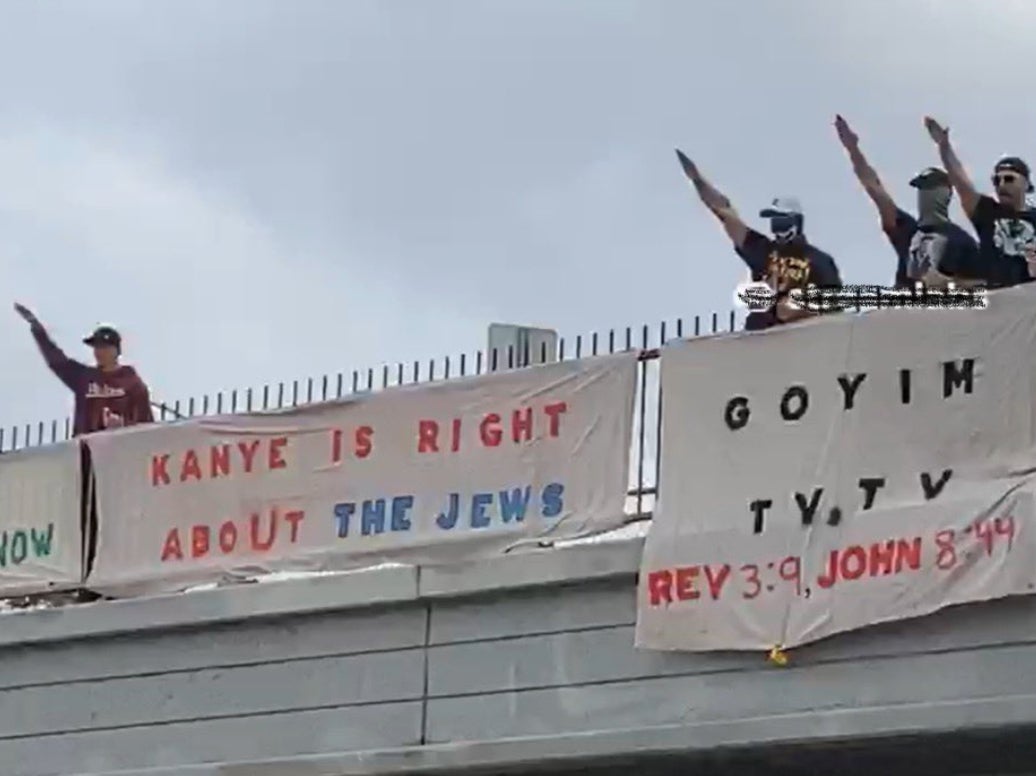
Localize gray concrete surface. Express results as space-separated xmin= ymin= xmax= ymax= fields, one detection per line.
xmin=0 ymin=537 xmax=1035 ymax=775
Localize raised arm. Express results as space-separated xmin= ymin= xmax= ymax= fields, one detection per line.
xmin=834 ymin=115 xmax=898 ymax=230
xmin=14 ymin=303 xmax=86 ymax=391
xmin=675 ymin=149 xmax=750 ymax=249
xmin=924 ymin=117 xmax=981 ymax=218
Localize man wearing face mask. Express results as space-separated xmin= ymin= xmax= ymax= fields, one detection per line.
xmin=925 ymin=117 xmax=1036 ymax=287
xmin=834 ymin=115 xmax=981 ymax=289
xmin=676 ymin=149 xmax=842 ymax=330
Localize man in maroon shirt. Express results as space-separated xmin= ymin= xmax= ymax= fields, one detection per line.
xmin=15 ymin=303 xmax=155 ymax=436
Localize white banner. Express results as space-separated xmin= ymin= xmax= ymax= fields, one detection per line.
xmin=637 ymin=285 xmax=1036 ymax=652
xmin=0 ymin=441 xmax=82 ymax=595
xmin=87 ymin=352 xmax=637 ymax=594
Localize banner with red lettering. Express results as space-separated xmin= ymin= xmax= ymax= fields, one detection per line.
xmin=636 ymin=285 xmax=1036 ymax=652
xmin=0 ymin=441 xmax=82 ymax=595
xmin=86 ymin=352 xmax=636 ymax=594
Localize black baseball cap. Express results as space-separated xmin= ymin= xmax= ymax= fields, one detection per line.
xmin=994 ymin=156 xmax=1034 ymax=191
xmin=84 ymin=326 xmax=122 ymax=348
xmin=909 ymin=167 xmax=950 ymax=189
xmin=995 ymin=156 xmax=1031 ymax=177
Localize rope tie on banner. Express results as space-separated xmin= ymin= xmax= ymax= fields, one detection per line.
xmin=767 ymin=645 xmax=789 ymax=666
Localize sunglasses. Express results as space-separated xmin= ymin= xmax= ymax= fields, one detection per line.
xmin=993 ymin=172 xmax=1022 ymax=186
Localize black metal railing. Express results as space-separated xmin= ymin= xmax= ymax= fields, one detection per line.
xmin=2 ymin=309 xmax=741 ymax=521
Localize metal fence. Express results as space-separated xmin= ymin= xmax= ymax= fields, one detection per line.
xmin=2 ymin=309 xmax=741 ymax=521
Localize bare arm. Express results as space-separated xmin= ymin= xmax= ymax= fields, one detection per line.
xmin=924 ymin=117 xmax=981 ymax=218
xmin=675 ymin=150 xmax=749 ymax=249
xmin=834 ymin=115 xmax=898 ymax=230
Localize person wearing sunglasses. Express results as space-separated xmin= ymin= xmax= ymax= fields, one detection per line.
xmin=834 ymin=115 xmax=982 ymax=289
xmin=925 ymin=117 xmax=1036 ymax=287
xmin=675 ymin=149 xmax=842 ymax=330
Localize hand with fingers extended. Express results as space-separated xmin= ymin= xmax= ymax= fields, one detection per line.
xmin=834 ymin=114 xmax=859 ymax=149
xmin=675 ymin=149 xmax=734 ymax=214
xmin=13 ymin=302 xmax=39 ymax=327
xmin=675 ymin=149 xmax=703 ymax=183
xmin=924 ymin=116 xmax=950 ymax=146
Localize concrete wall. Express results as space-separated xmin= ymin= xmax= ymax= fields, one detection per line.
xmin=2 ymin=538 xmax=1036 ymax=776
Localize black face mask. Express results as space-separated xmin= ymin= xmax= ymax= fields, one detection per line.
xmin=770 ymin=215 xmax=802 ymax=244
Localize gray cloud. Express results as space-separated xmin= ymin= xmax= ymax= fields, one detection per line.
xmin=1 ymin=0 xmax=1034 ymax=429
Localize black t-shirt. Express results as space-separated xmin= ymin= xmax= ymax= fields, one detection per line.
xmin=884 ymin=209 xmax=982 ymax=288
xmin=969 ymin=195 xmax=1036 ymax=288
xmin=737 ymin=229 xmax=842 ymax=330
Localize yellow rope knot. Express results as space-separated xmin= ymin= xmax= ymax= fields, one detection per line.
xmin=767 ymin=645 xmax=789 ymax=666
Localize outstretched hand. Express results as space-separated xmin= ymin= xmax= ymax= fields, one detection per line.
xmin=675 ymin=149 xmax=702 ymax=183
xmin=924 ymin=116 xmax=950 ymax=146
xmin=13 ymin=302 xmax=38 ymax=326
xmin=834 ymin=114 xmax=858 ymax=149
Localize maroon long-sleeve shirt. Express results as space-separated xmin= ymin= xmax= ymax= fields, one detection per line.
xmin=31 ymin=324 xmax=155 ymax=436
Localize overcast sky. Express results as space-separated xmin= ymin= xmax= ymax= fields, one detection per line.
xmin=2 ymin=0 xmax=1034 ymax=433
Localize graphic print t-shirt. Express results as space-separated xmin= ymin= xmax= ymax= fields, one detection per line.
xmin=884 ymin=209 xmax=982 ymax=288
xmin=736 ymin=229 xmax=842 ymax=330
xmin=969 ymin=195 xmax=1036 ymax=288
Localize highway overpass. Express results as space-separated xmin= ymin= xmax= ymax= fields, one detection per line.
xmin=3 ymin=535 xmax=1036 ymax=775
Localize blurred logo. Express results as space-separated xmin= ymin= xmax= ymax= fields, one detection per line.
xmin=734 ymin=281 xmax=778 ymax=311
